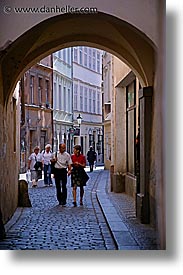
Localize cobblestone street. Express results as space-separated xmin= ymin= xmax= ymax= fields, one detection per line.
xmin=0 ymin=170 xmax=116 ymax=250
xmin=0 ymin=168 xmax=158 ymax=250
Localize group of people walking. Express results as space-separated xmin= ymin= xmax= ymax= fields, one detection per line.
xmin=27 ymin=143 xmax=96 ymax=207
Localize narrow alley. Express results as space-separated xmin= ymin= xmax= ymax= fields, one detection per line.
xmin=0 ymin=168 xmax=157 ymax=250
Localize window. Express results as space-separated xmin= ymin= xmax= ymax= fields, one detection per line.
xmin=84 ymin=53 xmax=87 ymax=67
xmin=74 ymin=84 xmax=78 ymax=110
xmin=38 ymin=77 xmax=42 ymax=106
xmin=67 ymin=48 xmax=71 ymax=64
xmin=92 ymin=50 xmax=96 ymax=71
xmin=89 ymin=88 xmax=92 ymax=113
xmin=84 ymin=87 xmax=88 ymax=112
xmin=89 ymin=48 xmax=92 ymax=69
xmin=63 ymin=87 xmax=66 ymax=111
xmin=30 ymin=75 xmax=34 ymax=104
xmin=74 ymin=48 xmax=78 ymax=62
xmin=45 ymin=80 xmax=49 ymax=106
xmin=93 ymin=90 xmax=96 ymax=113
xmin=97 ymin=92 xmax=100 ymax=114
xmin=63 ymin=49 xmax=66 ymax=62
xmin=80 ymin=86 xmax=83 ymax=111
xmin=97 ymin=51 xmax=100 ymax=73
xmin=67 ymin=88 xmax=71 ymax=112
xmin=89 ymin=56 xmax=92 ymax=69
xmin=126 ymin=81 xmax=136 ymax=175
xmin=79 ymin=48 xmax=83 ymax=65
xmin=59 ymin=84 xmax=62 ymax=110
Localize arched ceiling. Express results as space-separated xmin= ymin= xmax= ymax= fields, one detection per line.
xmin=0 ymin=12 xmax=156 ymax=105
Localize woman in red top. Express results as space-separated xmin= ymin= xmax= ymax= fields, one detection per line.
xmin=71 ymin=145 xmax=88 ymax=206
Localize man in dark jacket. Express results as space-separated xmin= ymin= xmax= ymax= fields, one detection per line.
xmin=87 ymin=146 xmax=97 ymax=172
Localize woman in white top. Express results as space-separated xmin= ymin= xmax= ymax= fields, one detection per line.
xmin=42 ymin=144 xmax=53 ymax=186
xmin=28 ymin=146 xmax=43 ymax=187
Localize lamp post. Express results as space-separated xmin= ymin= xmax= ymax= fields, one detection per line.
xmin=76 ymin=114 xmax=82 ymax=145
xmin=97 ymin=128 xmax=103 ymax=163
xmin=88 ymin=128 xmax=93 ymax=147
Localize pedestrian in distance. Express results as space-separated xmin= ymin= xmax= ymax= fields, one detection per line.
xmin=28 ymin=146 xmax=43 ymax=188
xmin=87 ymin=146 xmax=97 ymax=172
xmin=42 ymin=144 xmax=53 ymax=186
xmin=52 ymin=143 xmax=72 ymax=206
xmin=71 ymin=145 xmax=89 ymax=207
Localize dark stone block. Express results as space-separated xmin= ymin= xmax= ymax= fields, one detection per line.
xmin=0 ymin=209 xmax=6 ymax=240
xmin=112 ymin=173 xmax=125 ymax=193
xmin=18 ymin=180 xmax=32 ymax=207
xmin=136 ymin=193 xmax=150 ymax=224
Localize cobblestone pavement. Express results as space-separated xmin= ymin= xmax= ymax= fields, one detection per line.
xmin=0 ymin=170 xmax=116 ymax=250
xmin=0 ymin=168 xmax=158 ymax=250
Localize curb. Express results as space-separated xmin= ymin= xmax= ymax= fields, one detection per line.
xmin=96 ymin=170 xmax=140 ymax=250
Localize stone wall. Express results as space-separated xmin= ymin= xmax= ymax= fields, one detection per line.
xmin=0 ymin=85 xmax=20 ymax=225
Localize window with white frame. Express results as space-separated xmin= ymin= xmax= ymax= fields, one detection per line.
xmin=89 ymin=48 xmax=92 ymax=69
xmin=62 ymin=49 xmax=66 ymax=62
xmin=59 ymin=84 xmax=62 ymax=110
xmin=126 ymin=81 xmax=136 ymax=175
xmin=89 ymin=88 xmax=92 ymax=113
xmin=84 ymin=47 xmax=87 ymax=66
xmin=74 ymin=48 xmax=78 ymax=62
xmin=97 ymin=51 xmax=100 ymax=73
xmin=80 ymin=86 xmax=83 ymax=111
xmin=63 ymin=86 xmax=66 ymax=111
xmin=84 ymin=87 xmax=88 ymax=112
xmin=84 ymin=52 xmax=87 ymax=67
xmin=74 ymin=84 xmax=78 ymax=110
xmin=67 ymin=88 xmax=71 ymax=112
xmin=79 ymin=47 xmax=83 ymax=65
xmin=93 ymin=90 xmax=96 ymax=113
xmin=93 ymin=50 xmax=96 ymax=71
xmin=67 ymin=48 xmax=71 ymax=65
xmin=97 ymin=92 xmax=100 ymax=114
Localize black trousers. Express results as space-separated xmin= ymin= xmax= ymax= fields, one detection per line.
xmin=89 ymin=162 xmax=94 ymax=172
xmin=54 ymin=168 xmax=67 ymax=204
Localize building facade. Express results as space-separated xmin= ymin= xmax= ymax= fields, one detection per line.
xmin=52 ymin=48 xmax=73 ymax=153
xmin=103 ymin=52 xmax=156 ymax=227
xmin=72 ymin=46 xmax=103 ymax=161
xmin=20 ymin=56 xmax=53 ymax=173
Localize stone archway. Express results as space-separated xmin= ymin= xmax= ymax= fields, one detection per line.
xmin=0 ymin=12 xmax=156 ymax=105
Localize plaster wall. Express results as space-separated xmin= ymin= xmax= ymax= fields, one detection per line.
xmin=0 ymin=0 xmax=159 ymax=48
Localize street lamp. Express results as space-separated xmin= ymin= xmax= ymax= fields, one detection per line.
xmin=77 ymin=113 xmax=82 ymax=127
xmin=76 ymin=114 xmax=82 ymax=145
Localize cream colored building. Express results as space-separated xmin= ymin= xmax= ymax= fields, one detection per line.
xmin=53 ymin=48 xmax=73 ymax=153
xmin=72 ymin=46 xmax=103 ymax=159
